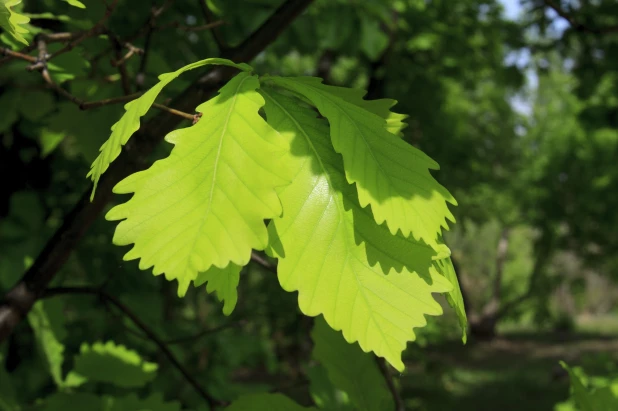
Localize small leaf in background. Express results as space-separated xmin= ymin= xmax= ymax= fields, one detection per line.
xmin=62 ymin=0 xmax=86 ymax=8
xmin=194 ymin=263 xmax=242 ymax=316
xmin=560 ymin=362 xmax=618 ymax=411
xmin=68 ymin=341 xmax=158 ymax=388
xmin=39 ymin=129 xmax=65 ymax=157
xmin=18 ymin=90 xmax=55 ymax=122
xmin=28 ymin=300 xmax=67 ymax=387
xmin=46 ymin=44 xmax=90 ymax=84
xmin=0 ymin=0 xmax=30 ymax=45
xmin=225 ymin=393 xmax=317 ymax=410
xmin=311 ymin=317 xmax=394 ymax=411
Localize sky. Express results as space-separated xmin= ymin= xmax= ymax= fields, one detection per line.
xmin=498 ymin=0 xmax=570 ymax=116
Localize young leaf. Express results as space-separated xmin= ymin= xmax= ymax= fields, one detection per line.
xmin=106 ymin=73 xmax=290 ymax=296
xmin=434 ymin=257 xmax=468 ymax=343
xmin=87 ymin=58 xmax=252 ymax=200
xmin=226 ymin=393 xmax=317 ymax=411
xmin=67 ymin=341 xmax=158 ymax=388
xmin=267 ymin=76 xmax=456 ymax=250
xmin=261 ymin=89 xmax=451 ymax=371
xmin=194 ymin=263 xmax=242 ymax=315
xmin=311 ymin=317 xmax=394 ymax=411
xmin=0 ymin=0 xmax=30 ymax=45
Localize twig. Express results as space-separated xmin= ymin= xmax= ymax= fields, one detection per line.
xmin=152 ymin=103 xmax=195 ymax=121
xmin=108 ymin=33 xmax=132 ymax=95
xmin=166 ymin=321 xmax=243 ymax=345
xmin=0 ymin=48 xmax=37 ymax=63
xmin=43 ymin=287 xmax=223 ymax=408
xmin=197 ymin=0 xmax=227 ymax=50
xmin=111 ymin=43 xmax=144 ymax=67
xmin=544 ymin=0 xmax=618 ymax=34
xmin=0 ymin=0 xmax=315 ymax=345
xmin=48 ymin=0 xmax=119 ymax=61
xmin=79 ymin=93 xmax=142 ymax=109
xmin=158 ymin=20 xmax=225 ymax=32
xmin=376 ymin=357 xmax=404 ymax=411
xmin=251 ymin=251 xmax=277 ymax=274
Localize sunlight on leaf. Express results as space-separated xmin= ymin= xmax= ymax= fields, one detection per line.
xmin=0 ymin=0 xmax=30 ymax=45
xmin=194 ymin=263 xmax=242 ymax=315
xmin=262 ymin=88 xmax=452 ymax=370
xmin=87 ymin=58 xmax=252 ymax=200
xmin=106 ymin=73 xmax=290 ymax=296
xmin=267 ymin=76 xmax=456 ymax=250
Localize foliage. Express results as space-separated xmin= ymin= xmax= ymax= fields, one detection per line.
xmin=556 ymin=362 xmax=618 ymax=411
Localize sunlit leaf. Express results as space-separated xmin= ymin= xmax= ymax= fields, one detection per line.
xmin=87 ymin=58 xmax=253 ymax=199
xmin=267 ymin=76 xmax=456 ymax=250
xmin=262 ymin=89 xmax=451 ymax=371
xmin=194 ymin=263 xmax=242 ymax=315
xmin=106 ymin=73 xmax=290 ymax=296
xmin=0 ymin=0 xmax=30 ymax=45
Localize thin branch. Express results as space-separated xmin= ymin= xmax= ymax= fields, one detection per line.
xmin=0 ymin=0 xmax=315 ymax=344
xmin=48 ymin=0 xmax=119 ymax=61
xmin=43 ymin=287 xmax=223 ymax=408
xmin=376 ymin=357 xmax=405 ymax=411
xmin=79 ymin=93 xmax=142 ymax=109
xmin=152 ymin=103 xmax=195 ymax=121
xmin=197 ymin=0 xmax=227 ymax=50
xmin=544 ymin=0 xmax=618 ymax=34
xmin=0 ymin=47 xmax=37 ymax=63
xmin=166 ymin=321 xmax=243 ymax=345
xmin=251 ymin=251 xmax=277 ymax=274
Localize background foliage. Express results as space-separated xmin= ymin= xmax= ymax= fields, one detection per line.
xmin=2 ymin=0 xmax=618 ymax=410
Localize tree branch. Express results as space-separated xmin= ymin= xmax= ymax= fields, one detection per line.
xmin=0 ymin=0 xmax=314 ymax=342
xmin=43 ymin=287 xmax=223 ymax=408
xmin=544 ymin=0 xmax=618 ymax=34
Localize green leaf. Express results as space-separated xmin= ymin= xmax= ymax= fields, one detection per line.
xmin=39 ymin=129 xmax=65 ymax=157
xmin=62 ymin=0 xmax=86 ymax=8
xmin=87 ymin=57 xmax=253 ymax=200
xmin=226 ymin=393 xmax=317 ymax=411
xmin=28 ymin=300 xmax=66 ymax=387
xmin=561 ymin=362 xmax=618 ymax=411
xmin=434 ymin=257 xmax=468 ymax=343
xmin=261 ymin=89 xmax=452 ymax=371
xmin=307 ymin=365 xmax=355 ymax=411
xmin=0 ymin=0 xmax=30 ymax=45
xmin=311 ymin=317 xmax=394 ymax=411
xmin=106 ymin=73 xmax=290 ymax=296
xmin=67 ymin=341 xmax=158 ymax=388
xmin=194 ymin=263 xmax=242 ymax=315
xmin=267 ymin=76 xmax=456 ymax=250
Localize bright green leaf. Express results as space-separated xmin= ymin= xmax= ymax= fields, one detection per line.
xmin=194 ymin=263 xmax=242 ymax=315
xmin=434 ymin=256 xmax=468 ymax=343
xmin=68 ymin=341 xmax=158 ymax=388
xmin=39 ymin=129 xmax=65 ymax=157
xmin=312 ymin=317 xmax=394 ymax=411
xmin=106 ymin=73 xmax=290 ymax=296
xmin=226 ymin=393 xmax=317 ymax=411
xmin=28 ymin=300 xmax=66 ymax=387
xmin=62 ymin=0 xmax=86 ymax=8
xmin=0 ymin=0 xmax=30 ymax=45
xmin=267 ymin=76 xmax=456 ymax=250
xmin=261 ymin=89 xmax=451 ymax=371
xmin=87 ymin=57 xmax=253 ymax=200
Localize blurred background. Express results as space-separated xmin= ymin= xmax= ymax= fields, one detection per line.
xmin=1 ymin=0 xmax=618 ymax=410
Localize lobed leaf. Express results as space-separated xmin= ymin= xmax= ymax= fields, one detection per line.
xmin=67 ymin=341 xmax=158 ymax=388
xmin=261 ymin=89 xmax=451 ymax=371
xmin=0 ymin=0 xmax=30 ymax=45
xmin=87 ymin=58 xmax=252 ymax=200
xmin=311 ymin=317 xmax=393 ymax=411
xmin=194 ymin=263 xmax=242 ymax=315
xmin=106 ymin=73 xmax=290 ymax=296
xmin=267 ymin=76 xmax=456 ymax=250
xmin=434 ymin=256 xmax=468 ymax=343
